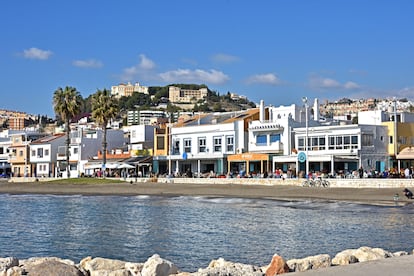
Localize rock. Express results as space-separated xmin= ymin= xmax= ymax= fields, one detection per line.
xmin=89 ymin=269 xmax=130 ymax=276
xmin=125 ymin=261 xmax=144 ymax=275
xmin=287 ymin=254 xmax=331 ymax=272
xmin=80 ymin=257 xmax=127 ymax=275
xmin=393 ymin=251 xmax=409 ymax=256
xmin=5 ymin=266 xmax=24 ymax=276
xmin=194 ymin=257 xmax=264 ymax=276
xmin=353 ymin=246 xmax=392 ymax=262
xmin=21 ymin=256 xmax=75 ymax=267
xmin=23 ymin=259 xmax=83 ymax=276
xmin=0 ymin=257 xmax=18 ymax=272
xmin=332 ymin=249 xmax=359 ymax=265
xmin=141 ymin=254 xmax=179 ymax=276
xmin=265 ymin=254 xmax=289 ymax=275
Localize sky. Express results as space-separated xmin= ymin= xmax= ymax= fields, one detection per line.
xmin=1 ymin=0 xmax=413 ymax=117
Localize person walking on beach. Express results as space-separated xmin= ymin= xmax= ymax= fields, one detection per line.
xmin=403 ymin=188 xmax=413 ymax=199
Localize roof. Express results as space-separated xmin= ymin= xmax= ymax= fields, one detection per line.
xmin=174 ymin=109 xmax=259 ymax=127
xmin=31 ymin=133 xmax=65 ymax=144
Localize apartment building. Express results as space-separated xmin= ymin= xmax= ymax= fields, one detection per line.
xmin=111 ymin=82 xmax=149 ymax=98
xmin=8 ymin=132 xmax=47 ymax=177
xmin=57 ymin=128 xmax=126 ymax=177
xmin=153 ymin=109 xmax=260 ymax=176
xmin=127 ymin=110 xmax=166 ymax=125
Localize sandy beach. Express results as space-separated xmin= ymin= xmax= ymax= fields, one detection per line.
xmin=0 ymin=180 xmax=411 ymax=206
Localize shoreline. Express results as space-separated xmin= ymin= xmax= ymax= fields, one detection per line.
xmin=0 ymin=180 xmax=411 ymax=206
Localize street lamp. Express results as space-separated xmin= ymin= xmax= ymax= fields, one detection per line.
xmin=302 ymin=97 xmax=309 ymax=177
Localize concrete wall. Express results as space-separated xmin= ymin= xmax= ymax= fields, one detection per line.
xmin=9 ymin=176 xmax=414 ymax=189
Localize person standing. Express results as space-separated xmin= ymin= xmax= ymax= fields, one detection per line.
xmin=358 ymin=166 xmax=364 ymax=178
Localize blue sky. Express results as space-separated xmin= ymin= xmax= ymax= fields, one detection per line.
xmin=1 ymin=0 xmax=413 ymax=117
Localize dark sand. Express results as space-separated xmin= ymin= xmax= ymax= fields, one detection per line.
xmin=0 ymin=180 xmax=411 ymax=205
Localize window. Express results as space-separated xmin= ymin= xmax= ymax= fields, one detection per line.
xmin=173 ymin=140 xmax=180 ymax=155
xmin=73 ymin=148 xmax=78 ymax=154
xmin=226 ymin=136 xmax=234 ymax=152
xmin=37 ymin=148 xmax=43 ymax=158
xmin=298 ymin=138 xmax=304 ymax=150
xmin=362 ymin=134 xmax=373 ymax=146
xmin=184 ymin=138 xmax=191 ymax=153
xmin=270 ymin=134 xmax=281 ymax=143
xmin=32 ymin=150 xmax=36 ymax=157
xmin=344 ymin=136 xmax=351 ymax=149
xmin=213 ymin=137 xmax=222 ymax=152
xmin=319 ymin=137 xmax=326 ymax=150
xmin=198 ymin=137 xmax=206 ymax=153
xmin=19 ymin=150 xmax=23 ymax=157
xmin=256 ymin=135 xmax=267 ymax=145
xmin=45 ymin=149 xmax=49 ymax=156
xmin=156 ymin=136 xmax=164 ymax=150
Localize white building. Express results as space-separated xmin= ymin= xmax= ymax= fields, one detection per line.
xmin=57 ymin=128 xmax=126 ymax=177
xmin=111 ymin=82 xmax=149 ymax=98
xmin=29 ymin=133 xmax=66 ymax=177
xmin=153 ymin=109 xmax=259 ymax=176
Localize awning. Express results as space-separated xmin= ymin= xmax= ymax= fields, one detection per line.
xmin=397 ymin=147 xmax=414 ymax=160
xmin=227 ymin=153 xmax=269 ymax=162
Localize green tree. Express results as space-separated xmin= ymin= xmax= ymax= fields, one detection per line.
xmin=53 ymin=86 xmax=82 ymax=178
xmin=91 ymin=89 xmax=119 ymax=173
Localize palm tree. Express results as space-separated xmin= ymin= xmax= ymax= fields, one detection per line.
xmin=91 ymin=89 xmax=119 ymax=174
xmin=53 ymin=86 xmax=82 ymax=178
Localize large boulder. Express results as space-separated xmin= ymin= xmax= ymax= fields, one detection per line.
xmin=194 ymin=257 xmax=264 ymax=276
xmin=287 ymin=254 xmax=331 ymax=272
xmin=141 ymin=254 xmax=179 ymax=276
xmin=353 ymin=246 xmax=393 ymax=262
xmin=265 ymin=254 xmax=289 ymax=275
xmin=80 ymin=257 xmax=127 ymax=276
xmin=23 ymin=259 xmax=83 ymax=276
xmin=332 ymin=249 xmax=359 ymax=265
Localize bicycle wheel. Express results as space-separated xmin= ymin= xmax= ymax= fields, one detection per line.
xmin=302 ymin=180 xmax=309 ymax=187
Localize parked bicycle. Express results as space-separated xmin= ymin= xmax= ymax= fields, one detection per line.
xmin=301 ymin=178 xmax=317 ymax=187
xmin=314 ymin=177 xmax=330 ymax=188
xmin=302 ymin=177 xmax=330 ymax=188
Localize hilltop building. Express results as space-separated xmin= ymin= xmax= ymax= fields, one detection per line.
xmin=168 ymin=86 xmax=208 ymax=103
xmin=111 ymin=82 xmax=149 ymax=98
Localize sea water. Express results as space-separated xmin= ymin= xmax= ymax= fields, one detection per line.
xmin=0 ymin=194 xmax=413 ymax=272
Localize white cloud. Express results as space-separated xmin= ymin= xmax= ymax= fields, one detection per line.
xmin=120 ymin=54 xmax=156 ymax=81
xmin=308 ymin=75 xmax=360 ymax=90
xmin=246 ymin=73 xmax=281 ymax=85
xmin=72 ymin=59 xmax=103 ymax=68
xmin=159 ymin=69 xmax=230 ymax=84
xmin=211 ymin=53 xmax=240 ymax=63
xmin=138 ymin=54 xmax=155 ymax=70
xmin=344 ymin=81 xmax=360 ymax=90
xmin=22 ymin=47 xmax=53 ymax=60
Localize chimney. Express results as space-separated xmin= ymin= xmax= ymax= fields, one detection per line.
xmin=260 ymin=100 xmax=265 ymax=122
xmin=313 ymin=98 xmax=320 ymax=121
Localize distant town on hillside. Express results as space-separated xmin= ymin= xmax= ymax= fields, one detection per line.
xmin=1 ymin=82 xmax=413 ymax=131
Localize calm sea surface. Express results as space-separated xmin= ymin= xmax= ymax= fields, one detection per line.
xmin=0 ymin=193 xmax=413 ymax=272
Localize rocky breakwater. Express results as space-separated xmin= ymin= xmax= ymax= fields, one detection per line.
xmin=0 ymin=246 xmax=413 ymax=276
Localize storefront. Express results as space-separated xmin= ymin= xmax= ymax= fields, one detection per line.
xmin=227 ymin=152 xmax=270 ymax=177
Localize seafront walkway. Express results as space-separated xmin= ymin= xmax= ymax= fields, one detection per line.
xmin=7 ymin=176 xmax=414 ymax=189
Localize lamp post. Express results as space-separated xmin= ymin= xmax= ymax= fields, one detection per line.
xmin=302 ymin=97 xmax=309 ymax=177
